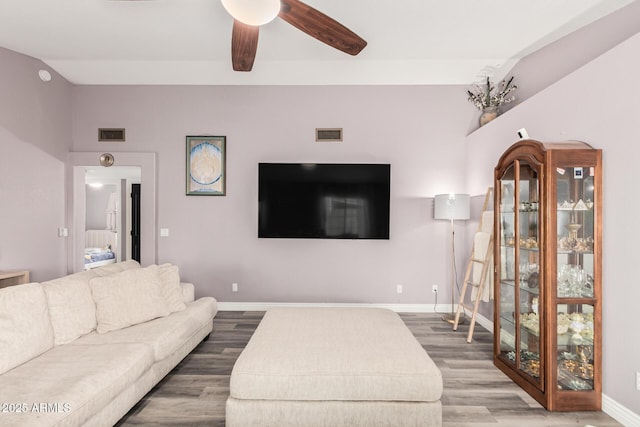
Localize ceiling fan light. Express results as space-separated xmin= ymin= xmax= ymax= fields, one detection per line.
xmin=221 ymin=0 xmax=281 ymax=26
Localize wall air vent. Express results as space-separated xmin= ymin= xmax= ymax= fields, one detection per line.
xmin=315 ymin=128 xmax=343 ymax=143
xmin=98 ymin=128 xmax=126 ymax=142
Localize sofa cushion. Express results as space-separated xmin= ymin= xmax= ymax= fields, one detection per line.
xmin=184 ymin=297 xmax=218 ymax=325
xmin=89 ymin=267 xmax=170 ymax=333
xmin=71 ymin=297 xmax=217 ymax=361
xmin=91 ymin=259 xmax=141 ymax=277
xmin=180 ymin=282 xmax=195 ymax=303
xmin=0 ymin=342 xmax=154 ymax=426
xmin=42 ymin=270 xmax=99 ymax=345
xmin=151 ymin=264 xmax=187 ymax=313
xmin=0 ymin=283 xmax=54 ymax=375
xmin=230 ymin=308 xmax=443 ymax=402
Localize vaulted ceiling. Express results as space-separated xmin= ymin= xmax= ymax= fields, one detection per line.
xmin=0 ymin=0 xmax=634 ymax=85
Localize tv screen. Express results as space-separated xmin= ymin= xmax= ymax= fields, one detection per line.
xmin=258 ymin=163 xmax=391 ymax=239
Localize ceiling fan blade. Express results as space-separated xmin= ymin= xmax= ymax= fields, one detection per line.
xmin=279 ymin=0 xmax=367 ymax=56
xmin=231 ymin=20 xmax=259 ymax=71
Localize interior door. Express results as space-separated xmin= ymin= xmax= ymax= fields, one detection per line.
xmin=131 ymin=183 xmax=141 ymax=263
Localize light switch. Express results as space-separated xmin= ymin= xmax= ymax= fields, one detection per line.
xmin=160 ymin=228 xmax=170 ymax=237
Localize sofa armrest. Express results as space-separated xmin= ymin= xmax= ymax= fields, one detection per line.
xmin=180 ymin=282 xmax=195 ymax=303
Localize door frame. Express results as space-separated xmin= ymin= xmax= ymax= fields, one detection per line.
xmin=67 ymin=152 xmax=157 ymax=273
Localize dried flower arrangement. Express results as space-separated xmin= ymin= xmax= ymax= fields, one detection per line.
xmin=467 ymin=76 xmax=517 ymax=110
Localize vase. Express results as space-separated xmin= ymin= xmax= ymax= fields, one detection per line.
xmin=479 ymin=106 xmax=499 ymax=126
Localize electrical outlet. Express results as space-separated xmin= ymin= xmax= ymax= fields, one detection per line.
xmin=232 ymin=283 xmax=238 ymax=293
xmin=396 ymin=284 xmax=403 ymax=294
xmin=432 ymin=285 xmax=438 ymax=294
xmin=636 ymin=372 xmax=640 ymax=391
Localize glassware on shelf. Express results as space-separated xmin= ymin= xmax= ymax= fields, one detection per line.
xmin=519 ymin=262 xmax=540 ymax=289
xmin=557 ymin=264 xmax=594 ymax=297
xmin=558 ymin=235 xmax=594 ymax=253
xmin=557 ymin=314 xmax=595 ymax=391
xmin=519 ymin=201 xmax=539 ymax=211
xmin=557 ymin=311 xmax=594 ymax=343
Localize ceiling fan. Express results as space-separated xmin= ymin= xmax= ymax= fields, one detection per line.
xmin=112 ymin=0 xmax=367 ymax=72
xmin=222 ymin=0 xmax=367 ymax=72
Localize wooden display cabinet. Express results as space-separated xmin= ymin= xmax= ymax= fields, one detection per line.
xmin=493 ymin=140 xmax=602 ymax=411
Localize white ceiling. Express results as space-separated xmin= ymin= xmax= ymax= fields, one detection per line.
xmin=0 ymin=0 xmax=634 ymax=85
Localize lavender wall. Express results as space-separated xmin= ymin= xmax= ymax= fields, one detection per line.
xmin=504 ymin=0 xmax=640 ymax=111
xmin=0 ymin=48 xmax=72 ymax=281
xmin=465 ymin=32 xmax=640 ymax=417
xmin=72 ymin=85 xmax=474 ymax=305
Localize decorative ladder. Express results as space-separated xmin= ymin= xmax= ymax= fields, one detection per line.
xmin=453 ymin=187 xmax=494 ymax=343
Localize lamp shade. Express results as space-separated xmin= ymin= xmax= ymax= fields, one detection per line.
xmin=221 ymin=0 xmax=281 ymax=26
xmin=434 ymin=193 xmax=471 ymax=220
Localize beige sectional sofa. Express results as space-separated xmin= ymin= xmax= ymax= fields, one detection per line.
xmin=0 ymin=260 xmax=217 ymax=427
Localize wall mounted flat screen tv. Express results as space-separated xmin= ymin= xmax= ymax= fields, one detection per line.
xmin=258 ymin=163 xmax=391 ymax=239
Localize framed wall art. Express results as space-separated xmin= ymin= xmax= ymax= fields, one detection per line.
xmin=186 ymin=135 xmax=226 ymax=196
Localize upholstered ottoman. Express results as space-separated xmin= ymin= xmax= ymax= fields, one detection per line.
xmin=226 ymin=308 xmax=443 ymax=426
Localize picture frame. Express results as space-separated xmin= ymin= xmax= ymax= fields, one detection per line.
xmin=186 ymin=135 xmax=226 ymax=196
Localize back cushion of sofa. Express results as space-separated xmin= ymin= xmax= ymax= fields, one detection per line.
xmin=150 ymin=264 xmax=187 ymax=313
xmin=92 ymin=260 xmax=141 ymax=277
xmin=0 ymin=283 xmax=54 ymax=375
xmin=90 ymin=267 xmax=170 ymax=333
xmin=42 ymin=270 xmax=98 ymax=345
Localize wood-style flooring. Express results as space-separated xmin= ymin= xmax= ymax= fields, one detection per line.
xmin=116 ymin=311 xmax=622 ymax=426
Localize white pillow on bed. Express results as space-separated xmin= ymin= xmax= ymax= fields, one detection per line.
xmin=89 ymin=267 xmax=170 ymax=333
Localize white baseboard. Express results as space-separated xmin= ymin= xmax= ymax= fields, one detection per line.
xmin=218 ymin=302 xmax=493 ymax=327
xmin=466 ymin=310 xmax=493 ymax=334
xmin=217 ymin=301 xmax=452 ymax=313
xmin=602 ymin=394 xmax=640 ymax=427
xmin=216 ymin=302 xmax=639 ymax=425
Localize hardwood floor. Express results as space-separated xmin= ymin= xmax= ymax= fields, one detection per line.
xmin=117 ymin=311 xmax=621 ymax=426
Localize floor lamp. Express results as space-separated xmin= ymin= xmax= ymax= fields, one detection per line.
xmin=434 ymin=193 xmax=470 ymax=324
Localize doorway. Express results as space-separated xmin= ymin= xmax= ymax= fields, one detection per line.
xmin=84 ymin=166 xmax=141 ymax=266
xmin=68 ymin=152 xmax=157 ymax=273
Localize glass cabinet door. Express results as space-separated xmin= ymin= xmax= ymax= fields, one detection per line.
xmin=498 ymin=160 xmax=542 ymax=387
xmin=516 ymin=162 xmax=541 ymax=384
xmin=556 ymin=303 xmax=595 ymax=390
xmin=555 ymin=166 xmax=596 ymax=391
xmin=498 ymin=165 xmax=516 ymax=362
